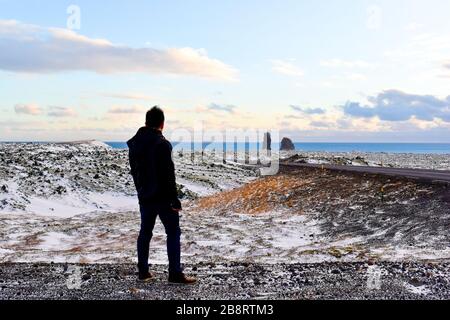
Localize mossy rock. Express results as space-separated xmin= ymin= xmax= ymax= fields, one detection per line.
xmin=177 ymin=184 xmax=199 ymax=200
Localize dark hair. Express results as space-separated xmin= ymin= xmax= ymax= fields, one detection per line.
xmin=146 ymin=106 xmax=165 ymax=128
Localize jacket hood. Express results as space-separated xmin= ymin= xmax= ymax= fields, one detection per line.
xmin=127 ymin=127 xmax=163 ymax=149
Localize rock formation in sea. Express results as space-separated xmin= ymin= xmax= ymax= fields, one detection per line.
xmin=262 ymin=132 xmax=272 ymax=151
xmin=280 ymin=137 xmax=295 ymax=151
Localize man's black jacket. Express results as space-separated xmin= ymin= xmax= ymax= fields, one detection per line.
xmin=127 ymin=127 xmax=181 ymax=209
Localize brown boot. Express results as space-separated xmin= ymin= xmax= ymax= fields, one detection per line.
xmin=168 ymin=272 xmax=197 ymax=284
xmin=138 ymin=272 xmax=155 ymax=282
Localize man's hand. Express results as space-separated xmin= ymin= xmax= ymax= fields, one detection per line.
xmin=171 ymin=207 xmax=182 ymax=213
xmin=171 ymin=199 xmax=182 ymax=213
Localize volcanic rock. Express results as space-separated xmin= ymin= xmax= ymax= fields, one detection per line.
xmin=262 ymin=132 xmax=272 ymax=151
xmin=280 ymin=137 xmax=295 ymax=151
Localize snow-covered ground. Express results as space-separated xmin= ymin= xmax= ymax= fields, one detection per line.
xmin=1 ymin=142 xmax=449 ymax=265
xmin=0 ymin=141 xmax=256 ymax=216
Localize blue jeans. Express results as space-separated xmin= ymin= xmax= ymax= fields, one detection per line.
xmin=137 ymin=203 xmax=182 ymax=274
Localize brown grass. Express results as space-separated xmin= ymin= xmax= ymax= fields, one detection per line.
xmin=192 ymin=167 xmax=433 ymax=215
xmin=195 ymin=174 xmax=313 ymax=214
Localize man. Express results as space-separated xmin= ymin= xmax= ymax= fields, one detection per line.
xmin=127 ymin=106 xmax=196 ymax=284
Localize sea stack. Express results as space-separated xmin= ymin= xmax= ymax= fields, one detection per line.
xmin=262 ymin=132 xmax=272 ymax=151
xmin=280 ymin=137 xmax=295 ymax=151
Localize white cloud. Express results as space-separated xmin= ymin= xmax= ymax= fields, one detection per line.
xmin=47 ymin=106 xmax=77 ymax=117
xmin=343 ymin=90 xmax=450 ymax=123
xmin=14 ymin=103 xmax=42 ymax=115
xmin=108 ymin=105 xmax=146 ymax=114
xmin=206 ymin=103 xmax=237 ymax=114
xmin=441 ymin=61 xmax=450 ymax=78
xmin=443 ymin=61 xmax=450 ymax=71
xmin=0 ymin=20 xmax=238 ymax=80
xmin=271 ymin=60 xmax=304 ymax=77
xmin=290 ymin=105 xmax=325 ymax=114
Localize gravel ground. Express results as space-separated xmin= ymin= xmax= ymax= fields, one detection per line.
xmin=0 ymin=262 xmax=449 ymax=300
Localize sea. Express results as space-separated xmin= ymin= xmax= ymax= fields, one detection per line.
xmin=105 ymin=142 xmax=450 ymax=154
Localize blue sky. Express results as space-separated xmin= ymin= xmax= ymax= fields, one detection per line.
xmin=1 ymin=0 xmax=450 ymax=142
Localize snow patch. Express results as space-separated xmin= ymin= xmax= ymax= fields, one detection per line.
xmin=404 ymin=282 xmax=432 ymax=296
xmin=38 ymin=232 xmax=74 ymax=251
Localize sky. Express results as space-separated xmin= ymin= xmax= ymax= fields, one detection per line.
xmin=1 ymin=0 xmax=450 ymax=142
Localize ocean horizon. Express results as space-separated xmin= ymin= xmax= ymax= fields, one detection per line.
xmin=2 ymin=141 xmax=450 ymax=154
xmin=104 ymin=142 xmax=450 ymax=154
